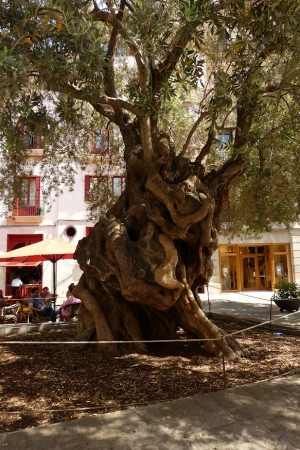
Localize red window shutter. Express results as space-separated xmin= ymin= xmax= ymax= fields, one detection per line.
xmin=34 ymin=136 xmax=41 ymax=149
xmin=84 ymin=175 xmax=91 ymax=200
xmin=86 ymin=227 xmax=94 ymax=237
xmin=35 ymin=177 xmax=41 ymax=208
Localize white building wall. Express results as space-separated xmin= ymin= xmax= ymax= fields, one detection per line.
xmin=290 ymin=228 xmax=300 ymax=284
xmin=1 ymin=158 xmax=300 ymax=299
xmin=0 ymin=163 xmax=97 ymax=301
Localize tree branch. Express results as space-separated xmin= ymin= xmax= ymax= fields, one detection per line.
xmin=196 ymin=126 xmax=215 ymax=163
xmin=153 ymin=0 xmax=208 ymax=90
xmin=103 ymin=1 xmax=126 ymax=99
xmin=177 ymin=111 xmax=210 ymax=160
xmin=91 ymin=8 xmax=148 ymax=91
xmin=55 ymin=82 xmax=142 ymax=118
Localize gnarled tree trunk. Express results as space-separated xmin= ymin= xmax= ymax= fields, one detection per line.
xmin=73 ymin=119 xmax=246 ymax=359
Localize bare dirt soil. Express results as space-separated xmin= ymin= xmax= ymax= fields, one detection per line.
xmin=0 ymin=319 xmax=299 ymax=434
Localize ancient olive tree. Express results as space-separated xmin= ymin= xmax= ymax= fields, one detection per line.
xmin=1 ymin=1 xmax=300 ymax=357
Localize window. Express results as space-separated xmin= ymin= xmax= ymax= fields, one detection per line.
xmin=20 ymin=124 xmax=41 ymax=149
xmin=217 ymin=29 xmax=229 ymax=53
xmin=85 ymin=175 xmax=98 ymax=200
xmin=112 ymin=176 xmax=125 ymax=197
xmin=84 ymin=175 xmax=125 ymax=200
xmin=91 ymin=128 xmax=113 ymax=154
xmin=216 ymin=132 xmax=233 ymax=159
xmin=13 ymin=177 xmax=41 ymax=216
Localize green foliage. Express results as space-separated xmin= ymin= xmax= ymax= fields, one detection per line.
xmin=0 ymin=0 xmax=300 ymax=229
xmin=85 ymin=175 xmax=117 ymax=220
xmin=273 ymin=282 xmax=300 ymax=299
xmin=220 ymin=73 xmax=300 ymax=238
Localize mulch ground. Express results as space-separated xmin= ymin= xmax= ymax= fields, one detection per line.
xmin=0 ymin=319 xmax=299 ymax=433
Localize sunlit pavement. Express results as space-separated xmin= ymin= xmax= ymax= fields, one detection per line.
xmin=200 ymin=290 xmax=300 ymax=332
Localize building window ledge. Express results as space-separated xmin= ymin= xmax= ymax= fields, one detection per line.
xmin=5 ymin=215 xmax=44 ymax=225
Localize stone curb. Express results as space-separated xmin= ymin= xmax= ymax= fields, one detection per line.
xmin=0 ymin=321 xmax=77 ymax=336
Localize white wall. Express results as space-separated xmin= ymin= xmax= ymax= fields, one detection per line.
xmin=0 ymin=163 xmax=96 ymax=299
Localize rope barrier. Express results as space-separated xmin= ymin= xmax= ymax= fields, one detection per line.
xmin=1 ymin=306 xmax=299 ymax=344
xmin=0 ymin=293 xmax=299 ymax=419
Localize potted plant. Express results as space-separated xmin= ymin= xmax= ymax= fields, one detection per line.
xmin=272 ymin=281 xmax=300 ymax=312
xmin=37 ymin=206 xmax=44 ymax=216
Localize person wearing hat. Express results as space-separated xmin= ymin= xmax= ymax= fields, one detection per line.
xmin=41 ymin=286 xmax=53 ymax=307
xmin=28 ymin=287 xmax=56 ymax=322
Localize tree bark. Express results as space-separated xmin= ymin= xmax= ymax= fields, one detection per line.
xmin=73 ymin=118 xmax=246 ymax=359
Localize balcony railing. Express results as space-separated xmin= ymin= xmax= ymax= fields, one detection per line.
xmin=25 ymin=135 xmax=41 ymax=149
xmin=12 ymin=205 xmax=43 ymax=217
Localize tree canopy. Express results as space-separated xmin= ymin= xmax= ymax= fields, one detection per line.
xmin=0 ymin=0 xmax=299 ymax=229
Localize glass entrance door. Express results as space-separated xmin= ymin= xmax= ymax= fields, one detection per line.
xmin=240 ymin=246 xmax=271 ymax=290
xmin=242 ymin=256 xmax=256 ymax=289
xmin=220 ymin=243 xmax=291 ymax=292
xmin=257 ymin=255 xmax=268 ymax=289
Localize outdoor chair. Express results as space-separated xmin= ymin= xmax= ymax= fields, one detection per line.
xmin=31 ymin=310 xmax=51 ymax=324
xmin=59 ymin=303 xmax=80 ymax=322
xmin=43 ymin=295 xmax=57 ymax=308
xmin=20 ymin=305 xmax=32 ymax=323
xmin=0 ymin=303 xmax=21 ymax=325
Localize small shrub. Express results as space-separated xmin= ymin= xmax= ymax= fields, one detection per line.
xmin=273 ymin=281 xmax=300 ymax=299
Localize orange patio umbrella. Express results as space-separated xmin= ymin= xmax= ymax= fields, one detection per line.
xmin=0 ymin=238 xmax=77 ymax=297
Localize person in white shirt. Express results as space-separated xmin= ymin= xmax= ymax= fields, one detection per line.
xmin=11 ymin=275 xmax=23 ymax=295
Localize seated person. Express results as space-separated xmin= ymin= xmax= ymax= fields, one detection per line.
xmin=12 ymin=289 xmax=23 ymax=301
xmin=0 ymin=290 xmax=4 ymax=309
xmin=41 ymin=286 xmax=53 ymax=307
xmin=19 ymin=288 xmax=32 ymax=321
xmin=22 ymin=288 xmax=32 ymax=302
xmin=28 ymin=287 xmax=56 ymax=322
xmin=64 ymin=282 xmax=75 ymax=299
xmin=56 ymin=286 xmax=81 ymax=321
xmin=6 ymin=290 xmax=23 ymax=319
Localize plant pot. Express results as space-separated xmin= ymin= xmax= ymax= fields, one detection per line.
xmin=273 ymin=298 xmax=300 ymax=312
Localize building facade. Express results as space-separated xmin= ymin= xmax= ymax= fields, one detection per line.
xmin=0 ymin=152 xmax=125 ymax=300
xmin=2 ymin=168 xmax=300 ymax=299
xmin=208 ymin=227 xmax=300 ymax=295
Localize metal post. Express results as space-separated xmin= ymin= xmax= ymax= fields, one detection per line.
xmin=269 ymin=297 xmax=273 ymax=327
xmin=207 ymin=284 xmax=211 ymax=317
xmin=221 ymin=336 xmax=227 ymax=389
xmin=52 ymin=262 xmax=57 ymax=309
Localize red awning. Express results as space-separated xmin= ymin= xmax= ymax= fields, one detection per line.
xmin=0 ymin=261 xmax=43 ymax=267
